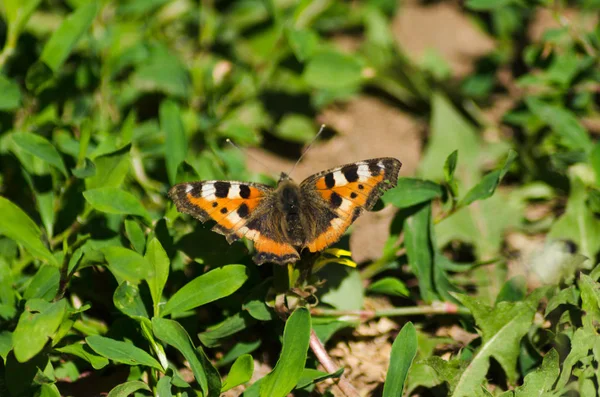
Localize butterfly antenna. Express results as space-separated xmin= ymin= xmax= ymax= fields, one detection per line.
xmin=288 ymin=124 xmax=326 ymax=178
xmin=225 ymin=139 xmax=277 ymax=175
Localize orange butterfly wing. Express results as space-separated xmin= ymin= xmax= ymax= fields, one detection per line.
xmin=169 ymin=181 xmax=299 ymax=265
xmin=300 ymin=158 xmax=402 ymax=252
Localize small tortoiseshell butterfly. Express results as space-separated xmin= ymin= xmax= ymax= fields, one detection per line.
xmin=169 ymin=158 xmax=402 ymax=265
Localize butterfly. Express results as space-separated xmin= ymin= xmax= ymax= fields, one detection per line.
xmin=169 ymin=158 xmax=402 ymax=265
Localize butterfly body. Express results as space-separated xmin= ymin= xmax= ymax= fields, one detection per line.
xmin=169 ymin=157 xmax=401 ymax=265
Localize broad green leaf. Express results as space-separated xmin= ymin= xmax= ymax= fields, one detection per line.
xmin=0 ymin=75 xmax=22 ymax=110
xmin=383 ymin=178 xmax=443 ymax=208
xmin=548 ymin=172 xmax=600 ymax=260
xmin=222 ymin=354 xmax=254 ymax=392
xmin=152 ymin=317 xmax=219 ymax=396
xmin=199 ymin=312 xmax=256 ymax=348
xmin=367 ymin=277 xmax=410 ymax=297
xmin=13 ymin=299 xmax=67 ymax=362
xmin=286 ymin=28 xmax=320 ymax=61
xmin=106 ymin=381 xmax=150 ymax=397
xmin=319 ymin=267 xmax=364 ymax=310
xmin=113 ymin=281 xmax=149 ymax=319
xmin=514 ymin=349 xmax=559 ymax=396
xmin=102 ymin=246 xmax=152 ymax=283
xmin=160 ymin=99 xmax=187 ymax=185
xmin=590 ymin=142 xmax=600 ymax=185
xmin=23 ymin=265 xmax=60 ymax=301
xmin=451 ymin=291 xmax=543 ymax=396
xmin=0 ymin=200 xmax=57 ymax=266
xmin=260 ymin=308 xmax=311 ymax=397
xmin=86 ymin=335 xmax=162 ymax=371
xmin=86 ymin=145 xmax=131 ymax=189
xmin=124 ymin=219 xmax=146 ymax=254
xmin=162 ymin=265 xmax=248 ymax=317
xmin=458 ymin=150 xmax=517 ymax=207
xmin=0 ymin=331 xmax=12 ymax=363
xmin=273 ymin=114 xmax=316 ymax=143
xmin=39 ymin=1 xmax=100 ymax=72
xmin=526 ymin=98 xmax=592 ymax=152
xmin=156 ymin=376 xmax=173 ymax=397
xmin=83 ymin=187 xmax=150 ymax=220
xmin=12 ymin=132 xmax=68 ymax=176
xmin=216 ymin=340 xmax=262 ymax=367
xmin=404 ymin=203 xmax=437 ymax=302
xmin=419 ymin=93 xmax=480 ymax=184
xmin=38 ymin=384 xmax=61 ymax=397
xmin=303 ymin=51 xmax=363 ymax=90
xmin=145 ymin=238 xmax=169 ymax=316
xmin=383 ymin=322 xmax=417 ymax=397
xmin=55 ymin=343 xmax=109 ymax=369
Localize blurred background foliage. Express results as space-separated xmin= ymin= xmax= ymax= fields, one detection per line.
xmin=1 ymin=0 xmax=600 ymax=396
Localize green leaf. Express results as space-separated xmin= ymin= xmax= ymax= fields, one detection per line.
xmin=86 ymin=145 xmax=131 ymax=189
xmin=72 ymin=157 xmax=96 ymax=179
xmin=514 ymin=349 xmax=559 ymax=397
xmin=217 ymin=340 xmax=261 ymax=367
xmin=319 ymin=267 xmax=364 ymax=310
xmin=152 ymin=317 xmax=220 ymax=396
xmin=383 ymin=322 xmax=417 ymax=397
xmin=13 ymin=299 xmax=67 ymax=362
xmin=297 ymin=368 xmax=344 ymax=389
xmin=221 ymin=354 xmax=254 ymax=392
xmin=131 ymin=44 xmax=190 ymax=99
xmin=0 ymin=197 xmax=57 ymax=266
xmin=404 ymin=203 xmax=437 ymax=302
xmin=526 ymin=98 xmax=592 ymax=152
xmin=273 ymin=114 xmax=316 ymax=143
xmin=419 ymin=93 xmax=480 ymax=183
xmin=156 ymin=376 xmax=173 ymax=397
xmin=367 ymin=277 xmax=410 ymax=297
xmin=113 ymin=281 xmax=149 ymax=319
xmin=83 ymin=187 xmax=150 ymax=220
xmin=451 ymin=290 xmax=543 ymax=396
xmin=145 ymin=238 xmax=170 ymax=316
xmin=548 ymin=171 xmax=600 ymax=260
xmin=260 ymin=308 xmax=311 ymax=397
xmin=162 ymin=265 xmax=248 ymax=317
xmin=555 ymin=327 xmax=596 ymax=390
xmin=102 ymin=246 xmax=152 ymax=283
xmin=198 ymin=312 xmax=256 ymax=348
xmin=4 ymin=0 xmax=42 ymax=39
xmin=465 ymin=0 xmax=513 ymax=10
xmin=86 ymin=335 xmax=162 ymax=371
xmin=0 ymin=331 xmax=12 ymax=363
xmin=12 ymin=132 xmax=68 ymax=177
xmin=160 ymin=99 xmax=188 ymax=185
xmin=286 ymin=28 xmax=320 ymax=62
xmin=458 ymin=149 xmax=517 ymax=207
xmin=444 ymin=150 xmax=459 ymax=197
xmin=303 ymin=51 xmax=364 ymax=90
xmin=383 ymin=178 xmax=443 ymax=208
xmin=23 ymin=265 xmax=60 ymax=301
xmin=106 ymin=381 xmax=151 ymax=397
xmin=39 ymin=1 xmax=100 ymax=72
xmin=55 ymin=343 xmax=109 ymax=369
xmin=124 ymin=219 xmax=146 ymax=254
xmin=0 ymin=75 xmax=22 ymax=110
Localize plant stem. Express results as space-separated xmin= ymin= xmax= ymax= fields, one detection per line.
xmin=311 ymin=302 xmax=468 ymax=320
xmin=309 ymin=330 xmax=360 ymax=397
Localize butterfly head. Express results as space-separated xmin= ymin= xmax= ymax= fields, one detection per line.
xmin=278 ymin=172 xmax=292 ymax=184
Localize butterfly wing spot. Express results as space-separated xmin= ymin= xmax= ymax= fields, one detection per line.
xmin=302 ymin=157 xmax=402 ymax=253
